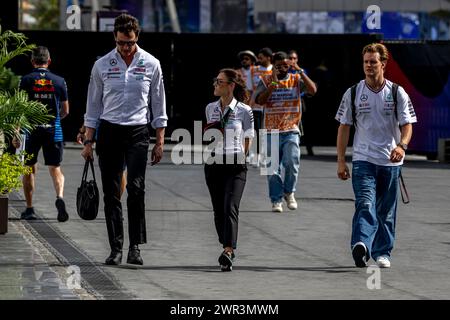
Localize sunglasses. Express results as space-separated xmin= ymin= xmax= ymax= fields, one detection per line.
xmin=213 ymin=77 xmax=231 ymax=85
xmin=116 ymin=40 xmax=137 ymax=47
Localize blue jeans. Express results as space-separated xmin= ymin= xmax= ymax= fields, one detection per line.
xmin=351 ymin=161 xmax=401 ymax=260
xmin=266 ymin=132 xmax=301 ymax=203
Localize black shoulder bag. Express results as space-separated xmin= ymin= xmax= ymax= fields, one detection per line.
xmin=76 ymin=159 xmax=100 ymax=220
xmin=203 ymin=107 xmax=233 ymax=134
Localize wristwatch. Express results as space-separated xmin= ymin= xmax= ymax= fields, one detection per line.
xmin=83 ymin=139 xmax=94 ymax=146
xmin=397 ymin=142 xmax=408 ymax=151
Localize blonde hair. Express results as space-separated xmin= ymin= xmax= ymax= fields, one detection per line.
xmin=362 ymin=43 xmax=389 ymax=62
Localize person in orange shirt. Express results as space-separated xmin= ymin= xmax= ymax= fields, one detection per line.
xmin=255 ymin=51 xmax=316 ymax=212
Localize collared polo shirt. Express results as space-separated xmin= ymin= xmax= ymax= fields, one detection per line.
xmin=205 ymin=98 xmax=254 ymax=155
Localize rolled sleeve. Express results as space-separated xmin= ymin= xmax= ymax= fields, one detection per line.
xmin=84 ymin=63 xmax=104 ymax=129
xmin=149 ymin=63 xmax=168 ymax=129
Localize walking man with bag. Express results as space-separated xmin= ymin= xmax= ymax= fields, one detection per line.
xmin=81 ymin=14 xmax=167 ymax=266
xmin=335 ymin=43 xmax=417 ymax=268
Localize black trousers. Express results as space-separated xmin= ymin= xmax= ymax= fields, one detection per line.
xmin=204 ymin=163 xmax=247 ymax=249
xmin=96 ymin=120 xmax=150 ymax=252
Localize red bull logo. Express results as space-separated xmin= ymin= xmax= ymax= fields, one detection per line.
xmin=34 ymin=78 xmax=53 ymax=86
xmin=33 ymin=78 xmax=55 ymax=92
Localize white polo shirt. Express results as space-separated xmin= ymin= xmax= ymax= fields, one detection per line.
xmin=205 ymin=98 xmax=254 ymax=156
xmin=335 ymin=79 xmax=417 ymax=166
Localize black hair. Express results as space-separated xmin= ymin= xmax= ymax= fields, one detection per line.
xmin=258 ymin=47 xmax=273 ymax=58
xmin=273 ymin=51 xmax=288 ymax=63
xmin=114 ymin=13 xmax=140 ymax=37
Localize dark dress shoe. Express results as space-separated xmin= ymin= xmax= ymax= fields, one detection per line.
xmin=218 ymin=251 xmax=235 ymax=272
xmin=105 ymin=251 xmax=122 ymax=265
xmin=127 ymin=245 xmax=143 ymax=265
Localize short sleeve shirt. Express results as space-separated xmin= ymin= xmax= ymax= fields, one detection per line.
xmin=335 ymin=79 xmax=417 ymax=166
xmin=205 ymin=98 xmax=254 ymax=155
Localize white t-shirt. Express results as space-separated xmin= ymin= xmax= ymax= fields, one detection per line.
xmin=335 ymin=79 xmax=417 ymax=166
xmin=205 ymin=98 xmax=254 ymax=156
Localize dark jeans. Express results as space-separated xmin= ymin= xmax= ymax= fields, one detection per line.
xmin=204 ymin=163 xmax=247 ymax=249
xmin=96 ymin=120 xmax=150 ymax=253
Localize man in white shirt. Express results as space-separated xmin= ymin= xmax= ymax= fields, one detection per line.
xmin=82 ymin=14 xmax=168 ymax=266
xmin=336 ymin=43 xmax=417 ymax=268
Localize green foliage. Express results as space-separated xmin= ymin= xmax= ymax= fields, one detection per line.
xmin=0 ymin=26 xmax=36 ymax=69
xmin=0 ymin=26 xmax=52 ymax=145
xmin=0 ymin=89 xmax=53 ymax=139
xmin=0 ymin=67 xmax=21 ymax=94
xmin=0 ymin=152 xmax=32 ymax=194
xmin=0 ymin=26 xmax=52 ymax=194
xmin=31 ymin=0 xmax=60 ymax=30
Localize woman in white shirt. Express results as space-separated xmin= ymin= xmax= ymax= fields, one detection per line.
xmin=204 ymin=68 xmax=254 ymax=272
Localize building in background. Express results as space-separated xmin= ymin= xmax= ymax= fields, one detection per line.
xmin=15 ymin=0 xmax=450 ymax=39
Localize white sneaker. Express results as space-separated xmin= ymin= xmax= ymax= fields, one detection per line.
xmin=272 ymin=202 xmax=283 ymax=212
xmin=376 ymin=256 xmax=391 ymax=268
xmin=284 ymin=193 xmax=297 ymax=210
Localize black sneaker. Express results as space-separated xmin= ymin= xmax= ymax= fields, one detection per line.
xmin=55 ymin=198 xmax=69 ymax=222
xmin=352 ymin=242 xmax=368 ymax=268
xmin=20 ymin=207 xmax=38 ymax=220
xmin=218 ymin=251 xmax=235 ymax=272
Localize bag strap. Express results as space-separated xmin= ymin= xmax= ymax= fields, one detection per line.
xmin=89 ymin=159 xmax=96 ymax=182
xmin=220 ymin=102 xmax=235 ymax=128
xmin=399 ymin=171 xmax=410 ymax=204
xmin=81 ymin=159 xmax=96 ymax=183
xmin=392 ymin=82 xmax=399 ymax=121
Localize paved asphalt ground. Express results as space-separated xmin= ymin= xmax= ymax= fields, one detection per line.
xmin=1 ymin=144 xmax=450 ymax=302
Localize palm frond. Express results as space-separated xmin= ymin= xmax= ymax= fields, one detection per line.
xmin=0 ymin=89 xmax=53 ymax=139
xmin=0 ymin=26 xmax=36 ymax=69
